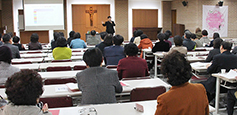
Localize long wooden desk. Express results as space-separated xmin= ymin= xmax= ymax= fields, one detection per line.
xmin=49 ymin=100 xmax=215 ymax=115
xmin=38 ymin=70 xmax=81 ymax=80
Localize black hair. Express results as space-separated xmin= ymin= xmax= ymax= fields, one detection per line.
xmin=69 ymin=31 xmax=75 ymax=38
xmin=91 ymin=30 xmax=96 ymax=36
xmin=56 ymin=36 xmax=67 ymax=47
xmin=59 ymin=32 xmax=64 ymax=37
xmin=3 ymin=34 xmax=11 ymax=43
xmin=30 ymin=33 xmax=39 ymax=43
xmin=13 ymin=36 xmax=20 ymax=43
xmin=124 ymin=43 xmax=138 ymax=56
xmin=83 ymin=48 xmax=103 ymax=67
xmin=113 ymin=35 xmax=124 ymax=45
xmin=73 ymin=32 xmax=81 ymax=39
xmin=221 ymin=41 xmax=232 ymax=51
xmin=133 ymin=30 xmax=137 ymax=37
xmin=164 ymin=32 xmax=169 ymax=40
xmin=5 ymin=69 xmax=43 ymax=105
xmin=161 ymin=51 xmax=192 ymax=86
xmin=173 ymin=35 xmax=183 ymax=46
xmin=157 ymin=33 xmax=165 ymax=41
xmin=191 ymin=33 xmax=196 ymax=40
xmin=213 ymin=33 xmax=220 ymax=39
xmin=185 ymin=31 xmax=191 ymax=39
xmin=107 ymin=16 xmax=111 ymax=19
xmin=213 ymin=38 xmax=223 ymax=49
xmin=7 ymin=32 xmax=13 ymax=38
xmin=140 ymin=34 xmax=148 ymax=40
xmin=202 ymin=30 xmax=208 ymax=36
xmin=104 ymin=34 xmax=113 ymax=46
xmin=165 ymin=30 xmax=172 ymax=37
xmin=53 ymin=32 xmax=60 ymax=41
xmin=99 ymin=32 xmax=108 ymax=40
xmin=135 ymin=30 xmax=143 ymax=36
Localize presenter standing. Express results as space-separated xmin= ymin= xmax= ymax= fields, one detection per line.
xmin=102 ymin=16 xmax=115 ymax=35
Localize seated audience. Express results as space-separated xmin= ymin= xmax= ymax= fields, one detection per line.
xmin=28 ymin=33 xmax=42 ymax=50
xmin=209 ymin=32 xmax=220 ymax=47
xmin=164 ymin=32 xmax=172 ymax=48
xmin=166 ymin=30 xmax=174 ymax=45
xmin=195 ymin=27 xmax=202 ymax=39
xmin=96 ymin=33 xmax=113 ymax=54
xmin=205 ymin=38 xmax=223 ymax=62
xmin=12 ymin=36 xmax=25 ymax=51
xmin=1 ymin=70 xmax=51 ymax=115
xmin=51 ymin=32 xmax=60 ymax=50
xmin=117 ymin=43 xmax=149 ymax=80
xmin=155 ymin=51 xmax=209 ymax=115
xmin=53 ymin=37 xmax=72 ymax=60
xmin=200 ymin=30 xmax=210 ymax=45
xmin=152 ymin=33 xmax=170 ymax=53
xmin=59 ymin=32 xmax=64 ymax=37
xmin=104 ymin=35 xmax=126 ymax=65
xmin=2 ymin=34 xmax=20 ymax=58
xmin=167 ymin=35 xmax=187 ymax=55
xmin=87 ymin=30 xmax=100 ymax=45
xmin=138 ymin=34 xmax=153 ymax=58
xmin=133 ymin=30 xmax=143 ymax=46
xmin=183 ymin=31 xmax=196 ymax=51
xmin=76 ymin=48 xmax=122 ymax=104
xmin=0 ymin=46 xmax=20 ymax=85
xmin=67 ymin=30 xmax=75 ymax=46
xmin=70 ymin=32 xmax=87 ymax=48
xmin=96 ymin=32 xmax=108 ymax=52
xmin=130 ymin=30 xmax=137 ymax=43
xmin=201 ymin=41 xmax=237 ymax=103
xmin=191 ymin=33 xmax=202 ymax=47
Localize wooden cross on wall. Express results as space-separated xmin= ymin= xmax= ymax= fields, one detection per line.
xmin=85 ymin=7 xmax=97 ymax=26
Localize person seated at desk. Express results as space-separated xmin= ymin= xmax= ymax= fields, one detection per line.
xmin=96 ymin=34 xmax=113 ymax=55
xmin=53 ymin=37 xmax=72 ymax=60
xmin=0 ymin=70 xmax=52 ymax=115
xmin=155 ymin=51 xmax=209 ymax=115
xmin=70 ymin=32 xmax=87 ymax=49
xmin=95 ymin=32 xmax=108 ymax=53
xmin=0 ymin=46 xmax=20 ymax=86
xmin=117 ymin=43 xmax=149 ymax=80
xmin=205 ymin=38 xmax=223 ymax=62
xmin=191 ymin=33 xmax=202 ymax=47
xmin=200 ymin=30 xmax=211 ymax=46
xmin=201 ymin=41 xmax=237 ymax=103
xmin=28 ymin=33 xmax=43 ymax=50
xmin=138 ymin=34 xmax=153 ymax=58
xmin=164 ymin=32 xmax=172 ymax=48
xmin=104 ymin=35 xmax=125 ymax=65
xmin=133 ymin=30 xmax=143 ymax=46
xmin=152 ymin=33 xmax=170 ymax=53
xmin=51 ymin=32 xmax=60 ymax=50
xmin=76 ymin=48 xmax=122 ymax=105
xmin=129 ymin=30 xmax=137 ymax=43
xmin=208 ymin=33 xmax=220 ymax=47
xmin=12 ymin=36 xmax=25 ymax=51
xmin=87 ymin=30 xmax=100 ymax=45
xmin=183 ymin=31 xmax=196 ymax=51
xmin=67 ymin=30 xmax=75 ymax=46
xmin=166 ymin=35 xmax=187 ymax=55
xmin=165 ymin=30 xmax=174 ymax=45
xmin=2 ymin=34 xmax=20 ymax=58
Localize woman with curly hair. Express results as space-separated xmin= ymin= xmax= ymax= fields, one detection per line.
xmin=0 ymin=70 xmax=52 ymax=115
xmin=155 ymin=51 xmax=209 ymax=115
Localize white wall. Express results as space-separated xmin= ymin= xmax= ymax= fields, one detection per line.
xmin=128 ymin=0 xmax=162 ymax=39
xmin=13 ymin=0 xmax=23 ymax=37
xmin=67 ymin=0 xmax=115 ymax=36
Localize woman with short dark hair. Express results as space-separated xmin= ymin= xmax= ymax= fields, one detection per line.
xmin=117 ymin=43 xmax=149 ymax=80
xmin=52 ymin=36 xmax=72 ymax=60
xmin=155 ymin=51 xmax=209 ymax=115
xmin=206 ymin=38 xmax=223 ymax=62
xmin=12 ymin=36 xmax=25 ymax=51
xmin=1 ymin=70 xmax=52 ymax=115
xmin=70 ymin=32 xmax=87 ymax=49
xmin=28 ymin=33 xmax=42 ymax=50
xmin=166 ymin=35 xmax=187 ymax=55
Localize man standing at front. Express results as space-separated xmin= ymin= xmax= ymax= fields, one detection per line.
xmin=102 ymin=16 xmax=116 ymax=35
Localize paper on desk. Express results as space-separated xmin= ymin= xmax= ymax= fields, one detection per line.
xmin=191 ymin=62 xmax=208 ymax=67
xmin=66 ymin=83 xmax=80 ymax=92
xmin=221 ymin=70 xmax=237 ymax=80
xmin=49 ymin=109 xmax=60 ymax=115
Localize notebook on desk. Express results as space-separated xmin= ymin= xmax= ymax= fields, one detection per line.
xmin=66 ymin=83 xmax=80 ymax=92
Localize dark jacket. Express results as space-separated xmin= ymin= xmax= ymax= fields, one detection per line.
xmin=28 ymin=42 xmax=42 ymax=50
xmin=104 ymin=45 xmax=125 ymax=65
xmin=3 ymin=43 xmax=20 ymax=58
xmin=96 ymin=42 xmax=107 ymax=54
xmin=51 ymin=40 xmax=56 ymax=50
xmin=152 ymin=41 xmax=170 ymax=53
xmin=205 ymin=48 xmax=220 ymax=62
xmin=13 ymin=43 xmax=25 ymax=51
xmin=102 ymin=21 xmax=115 ymax=34
xmin=183 ymin=38 xmax=196 ymax=51
xmin=117 ymin=56 xmax=149 ymax=80
xmin=76 ymin=67 xmax=122 ymax=104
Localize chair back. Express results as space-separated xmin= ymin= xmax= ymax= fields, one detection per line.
xmin=44 ymin=78 xmax=77 ymax=85
xmin=130 ymin=86 xmax=166 ymax=102
xmin=40 ymin=96 xmax=73 ymax=108
xmin=74 ymin=65 xmax=87 ymax=70
xmin=12 ymin=61 xmax=32 ymax=65
xmin=46 ymin=66 xmax=72 ymax=72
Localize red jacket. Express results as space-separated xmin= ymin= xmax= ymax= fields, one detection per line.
xmin=138 ymin=38 xmax=153 ymax=57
